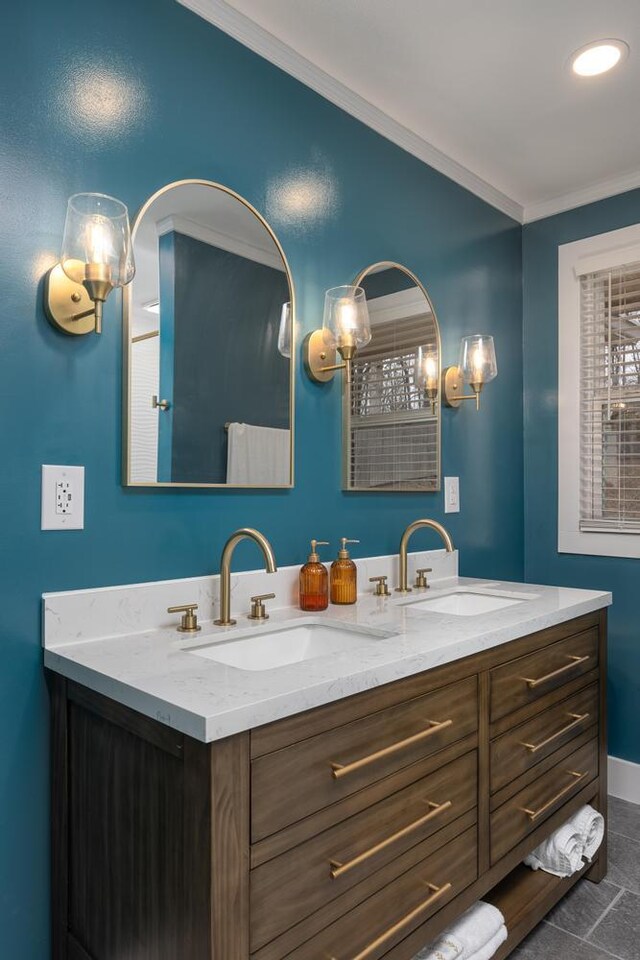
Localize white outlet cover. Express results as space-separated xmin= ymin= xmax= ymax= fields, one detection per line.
xmin=444 ymin=476 xmax=460 ymax=514
xmin=42 ymin=465 xmax=85 ymax=530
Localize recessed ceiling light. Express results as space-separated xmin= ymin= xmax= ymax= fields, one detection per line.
xmin=571 ymin=39 xmax=629 ymax=77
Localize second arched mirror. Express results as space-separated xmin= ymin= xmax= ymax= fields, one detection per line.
xmin=343 ymin=262 xmax=441 ymax=492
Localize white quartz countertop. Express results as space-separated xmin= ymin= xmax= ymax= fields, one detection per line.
xmin=44 ymin=561 xmax=611 ymax=742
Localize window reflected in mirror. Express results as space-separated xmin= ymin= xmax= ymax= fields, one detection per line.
xmin=124 ymin=180 xmax=294 ymax=488
xmin=344 ymin=262 xmax=441 ymax=491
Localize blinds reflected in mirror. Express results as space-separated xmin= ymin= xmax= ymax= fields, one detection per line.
xmin=349 ymin=302 xmax=438 ymax=490
xmin=580 ymin=262 xmax=640 ymax=531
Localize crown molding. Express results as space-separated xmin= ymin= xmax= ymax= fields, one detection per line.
xmin=156 ymin=214 xmax=285 ymax=270
xmin=177 ymin=0 xmax=524 ymax=223
xmin=524 ymin=168 xmax=640 ymax=224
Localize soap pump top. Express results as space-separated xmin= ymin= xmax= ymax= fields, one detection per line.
xmin=299 ymin=539 xmax=330 ymax=612
xmin=308 ymin=539 xmax=329 ymax=562
xmin=330 ymin=538 xmax=359 ymax=605
xmin=337 ymin=537 xmax=359 ymax=559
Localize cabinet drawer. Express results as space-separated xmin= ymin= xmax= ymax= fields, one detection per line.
xmin=490 ymin=738 xmax=598 ymax=864
xmin=251 ymin=676 xmax=477 ymax=841
xmin=261 ymin=826 xmax=477 ymax=960
xmin=490 ymin=628 xmax=598 ymax=723
xmin=490 ymin=684 xmax=598 ymax=793
xmin=250 ymin=750 xmax=477 ymax=951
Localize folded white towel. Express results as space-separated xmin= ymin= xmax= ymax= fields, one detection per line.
xmin=572 ymin=804 xmax=605 ymax=861
xmin=524 ymin=821 xmax=585 ymax=877
xmin=468 ymin=925 xmax=508 ymax=960
xmin=420 ymin=902 xmax=506 ymax=960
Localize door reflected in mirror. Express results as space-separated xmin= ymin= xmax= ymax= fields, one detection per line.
xmin=344 ymin=262 xmax=441 ymax=492
xmin=124 ymin=180 xmax=294 ymax=488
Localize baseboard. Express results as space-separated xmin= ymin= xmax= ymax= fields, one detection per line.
xmin=608 ymin=755 xmax=640 ymax=803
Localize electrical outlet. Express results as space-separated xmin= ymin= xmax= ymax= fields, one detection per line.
xmin=444 ymin=476 xmax=460 ymax=514
xmin=42 ymin=465 xmax=84 ymax=530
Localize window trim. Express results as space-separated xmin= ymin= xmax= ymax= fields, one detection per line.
xmin=558 ymin=222 xmax=640 ymax=558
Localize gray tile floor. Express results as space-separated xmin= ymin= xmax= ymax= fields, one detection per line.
xmin=413 ymin=797 xmax=640 ymax=960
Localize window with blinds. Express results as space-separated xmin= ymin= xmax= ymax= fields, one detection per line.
xmin=348 ymin=310 xmax=438 ymax=490
xmin=580 ymin=261 xmax=640 ymax=532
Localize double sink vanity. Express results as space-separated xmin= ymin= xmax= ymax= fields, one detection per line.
xmin=44 ymin=532 xmax=610 ymax=960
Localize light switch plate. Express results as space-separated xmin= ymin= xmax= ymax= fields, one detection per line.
xmin=41 ymin=465 xmax=85 ymax=530
xmin=444 ymin=476 xmax=460 ymax=514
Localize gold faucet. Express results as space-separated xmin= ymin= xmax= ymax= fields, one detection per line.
xmin=396 ymin=519 xmax=454 ymax=593
xmin=214 ymin=528 xmax=277 ymax=626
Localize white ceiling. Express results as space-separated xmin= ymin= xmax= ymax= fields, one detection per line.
xmin=180 ymin=0 xmax=640 ymax=222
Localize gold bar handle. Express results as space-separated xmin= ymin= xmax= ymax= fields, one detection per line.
xmin=330 ymin=719 xmax=453 ymax=780
xmin=521 ymin=770 xmax=588 ymax=821
xmin=329 ymin=882 xmax=452 ymax=960
xmin=520 ymin=713 xmax=589 ymax=754
xmin=522 ymin=654 xmax=590 ymax=689
xmin=329 ymin=800 xmax=452 ymax=879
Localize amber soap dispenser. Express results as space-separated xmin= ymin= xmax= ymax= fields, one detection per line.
xmin=299 ymin=540 xmax=330 ymax=611
xmin=330 ymin=538 xmax=359 ymax=605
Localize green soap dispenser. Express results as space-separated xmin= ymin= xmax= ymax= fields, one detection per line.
xmin=330 ymin=538 xmax=359 ymax=605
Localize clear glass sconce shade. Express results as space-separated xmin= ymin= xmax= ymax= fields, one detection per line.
xmin=278 ymin=302 xmax=291 ymax=358
xmin=322 ymin=286 xmax=371 ymax=352
xmin=60 ymin=193 xmax=135 ymax=287
xmin=416 ymin=344 xmax=439 ymax=393
xmin=458 ymin=335 xmax=497 ymax=386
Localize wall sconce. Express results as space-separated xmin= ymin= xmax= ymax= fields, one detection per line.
xmin=443 ymin=335 xmax=497 ymax=410
xmin=416 ymin=344 xmax=439 ymax=414
xmin=304 ymin=285 xmax=371 ymax=385
xmin=44 ymin=193 xmax=135 ymax=335
xmin=278 ymin=302 xmax=291 ymax=358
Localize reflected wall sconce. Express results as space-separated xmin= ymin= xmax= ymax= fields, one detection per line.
xmin=416 ymin=344 xmax=439 ymax=414
xmin=304 ymin=285 xmax=371 ymax=385
xmin=44 ymin=193 xmax=135 ymax=335
xmin=278 ymin=302 xmax=291 ymax=358
xmin=443 ymin=335 xmax=498 ymax=410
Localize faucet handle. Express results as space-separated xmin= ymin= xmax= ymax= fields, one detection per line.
xmin=249 ymin=593 xmax=276 ymax=621
xmin=415 ymin=568 xmax=433 ymax=589
xmin=369 ymin=575 xmax=391 ymax=597
xmin=167 ymin=603 xmax=201 ymax=633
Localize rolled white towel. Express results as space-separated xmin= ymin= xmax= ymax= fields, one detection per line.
xmin=572 ymin=804 xmax=605 ymax=861
xmin=524 ymin=821 xmax=585 ymax=877
xmin=420 ymin=902 xmax=505 ymax=960
xmin=468 ymin=925 xmax=508 ymax=960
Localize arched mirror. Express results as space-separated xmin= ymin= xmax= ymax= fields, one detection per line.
xmin=343 ymin=262 xmax=441 ymax=492
xmin=123 ymin=179 xmax=294 ymax=487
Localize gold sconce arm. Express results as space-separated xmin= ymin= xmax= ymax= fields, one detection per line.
xmin=304 ymin=330 xmax=357 ymax=384
xmin=442 ymin=367 xmax=484 ymax=410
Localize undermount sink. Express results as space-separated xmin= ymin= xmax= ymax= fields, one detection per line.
xmin=399 ymin=588 xmax=537 ymax=617
xmin=187 ymin=619 xmax=395 ymax=671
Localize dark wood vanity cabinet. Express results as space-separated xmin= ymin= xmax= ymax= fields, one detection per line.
xmin=50 ymin=609 xmax=607 ymax=960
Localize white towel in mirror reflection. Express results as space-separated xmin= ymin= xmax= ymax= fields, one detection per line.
xmin=226 ymin=423 xmax=290 ymax=486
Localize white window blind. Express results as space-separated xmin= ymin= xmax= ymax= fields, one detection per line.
xmin=349 ymin=312 xmax=438 ymax=490
xmin=580 ymin=261 xmax=640 ymax=533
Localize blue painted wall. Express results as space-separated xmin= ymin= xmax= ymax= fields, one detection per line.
xmin=1 ymin=0 xmax=522 ymax=955
xmin=158 ymin=230 xmax=176 ymax=481
xmin=523 ymin=188 xmax=640 ymax=767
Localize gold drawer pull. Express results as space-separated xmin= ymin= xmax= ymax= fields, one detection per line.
xmin=522 ymin=654 xmax=590 ymax=689
xmin=521 ymin=770 xmax=588 ymax=822
xmin=520 ymin=712 xmax=590 ymax=754
xmin=330 ymin=719 xmax=453 ymax=780
xmin=329 ymin=882 xmax=452 ymax=960
xmin=329 ymin=800 xmax=452 ymax=879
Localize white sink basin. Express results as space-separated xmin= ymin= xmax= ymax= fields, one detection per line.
xmin=400 ymin=588 xmax=537 ymax=617
xmin=188 ymin=619 xmax=395 ymax=671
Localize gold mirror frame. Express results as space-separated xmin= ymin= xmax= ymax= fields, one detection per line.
xmin=122 ymin=179 xmax=295 ymax=488
xmin=342 ymin=261 xmax=442 ymax=493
